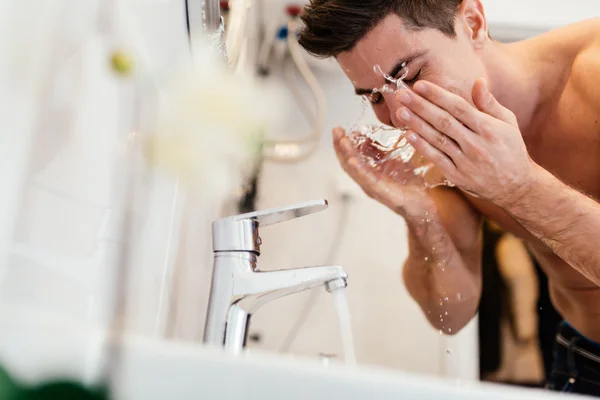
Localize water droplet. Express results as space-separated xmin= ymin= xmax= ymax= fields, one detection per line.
xmin=373 ymin=63 xmax=409 ymax=90
xmin=444 ymin=297 xmax=449 ymax=301
xmin=448 ymin=328 xmax=452 ymax=333
xmin=424 ymin=257 xmax=429 ymax=261
xmin=457 ymin=293 xmax=462 ymax=301
xmin=445 ymin=311 xmax=448 ymax=316
xmin=426 ymin=219 xmax=431 ymax=223
xmin=428 ymin=310 xmax=431 ymax=314
xmin=439 ymin=330 xmax=443 ymax=335
xmin=432 ymin=247 xmax=436 ymax=251
xmin=539 ymin=307 xmax=543 ymax=311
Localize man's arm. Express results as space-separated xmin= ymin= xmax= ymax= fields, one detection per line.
xmin=498 ymin=48 xmax=600 ymax=286
xmin=402 ymin=186 xmax=483 ymax=334
xmin=332 ymin=127 xmax=484 ymax=335
xmin=501 ymin=165 xmax=600 ymax=286
xmin=395 ymin=43 xmax=600 ymax=288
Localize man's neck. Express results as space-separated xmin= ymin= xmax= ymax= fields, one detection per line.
xmin=481 ymin=40 xmax=548 ymax=135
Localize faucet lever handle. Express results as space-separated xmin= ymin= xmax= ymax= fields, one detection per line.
xmin=235 ymin=199 xmax=328 ymax=226
xmin=212 ymin=199 xmax=328 ymax=253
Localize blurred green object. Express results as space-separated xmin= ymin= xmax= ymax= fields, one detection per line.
xmin=0 ymin=365 xmax=21 ymax=400
xmin=17 ymin=381 xmax=109 ymax=400
xmin=110 ymin=50 xmax=134 ymax=76
xmin=0 ymin=365 xmax=109 ymax=400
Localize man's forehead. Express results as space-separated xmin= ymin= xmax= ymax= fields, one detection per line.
xmin=337 ymin=17 xmax=424 ymax=75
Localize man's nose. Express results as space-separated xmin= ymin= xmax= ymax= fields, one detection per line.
xmin=383 ymin=90 xmax=405 ymax=128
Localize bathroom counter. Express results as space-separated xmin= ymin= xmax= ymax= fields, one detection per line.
xmin=0 ymin=306 xmax=591 ymax=400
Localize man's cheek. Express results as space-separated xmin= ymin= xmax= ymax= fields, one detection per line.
xmin=372 ymin=106 xmax=392 ymax=127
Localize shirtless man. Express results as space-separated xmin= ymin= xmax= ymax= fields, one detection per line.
xmin=298 ymin=0 xmax=600 ymax=395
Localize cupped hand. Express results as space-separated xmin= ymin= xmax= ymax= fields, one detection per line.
xmin=333 ymin=127 xmax=438 ymax=216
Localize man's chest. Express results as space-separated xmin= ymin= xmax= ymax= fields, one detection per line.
xmin=525 ymin=89 xmax=600 ymax=199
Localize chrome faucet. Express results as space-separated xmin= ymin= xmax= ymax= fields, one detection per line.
xmin=203 ymin=199 xmax=348 ymax=354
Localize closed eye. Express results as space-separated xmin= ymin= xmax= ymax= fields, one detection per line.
xmin=363 ymin=69 xmax=422 ymax=105
xmin=403 ymin=69 xmax=422 ymax=86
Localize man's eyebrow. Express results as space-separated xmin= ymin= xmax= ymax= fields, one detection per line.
xmin=354 ymin=50 xmax=427 ymax=95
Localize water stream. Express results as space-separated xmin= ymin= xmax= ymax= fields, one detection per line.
xmin=331 ymin=287 xmax=357 ymax=366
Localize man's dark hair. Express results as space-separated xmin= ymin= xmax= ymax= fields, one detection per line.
xmin=298 ymin=0 xmax=463 ymax=58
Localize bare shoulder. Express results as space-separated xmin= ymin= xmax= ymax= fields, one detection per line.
xmin=568 ymin=19 xmax=600 ymax=109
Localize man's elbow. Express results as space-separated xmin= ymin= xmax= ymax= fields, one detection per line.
xmin=402 ymin=261 xmax=479 ymax=335
xmin=424 ymin=312 xmax=477 ymax=336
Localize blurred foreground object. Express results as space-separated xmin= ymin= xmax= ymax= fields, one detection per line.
xmin=143 ymin=35 xmax=268 ymax=200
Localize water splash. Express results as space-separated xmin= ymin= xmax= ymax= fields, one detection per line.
xmin=373 ymin=63 xmax=409 ymax=93
xmin=344 ymin=64 xmax=454 ymax=189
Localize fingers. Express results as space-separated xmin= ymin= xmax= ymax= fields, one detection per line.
xmin=410 ymin=81 xmax=489 ymax=134
xmin=471 ymin=78 xmax=518 ymax=127
xmin=396 ymin=87 xmax=476 ymax=152
xmin=331 ymin=127 xmax=402 ymax=206
xmin=332 ymin=127 xmax=345 ymax=141
xmin=397 ymin=106 xmax=464 ymax=162
xmin=332 ymin=128 xmax=354 ymax=172
xmin=332 ymin=127 xmax=377 ymax=190
xmin=406 ymin=130 xmax=457 ymax=179
xmin=349 ymin=157 xmax=412 ymax=211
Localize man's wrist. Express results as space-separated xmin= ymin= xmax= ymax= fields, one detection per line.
xmin=498 ymin=161 xmax=555 ymax=214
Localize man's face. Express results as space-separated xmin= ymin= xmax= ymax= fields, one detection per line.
xmin=337 ymin=14 xmax=487 ymax=128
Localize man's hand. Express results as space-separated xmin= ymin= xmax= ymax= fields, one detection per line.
xmin=333 ymin=127 xmax=438 ymax=217
xmin=333 ymin=126 xmax=484 ymax=334
xmin=395 ymin=78 xmax=540 ymax=206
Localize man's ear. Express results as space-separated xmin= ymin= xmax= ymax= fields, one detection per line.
xmin=457 ymin=0 xmax=488 ymax=48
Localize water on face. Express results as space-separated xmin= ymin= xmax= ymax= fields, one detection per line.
xmin=331 ymin=287 xmax=357 ymax=366
xmin=344 ymin=64 xmax=454 ymax=189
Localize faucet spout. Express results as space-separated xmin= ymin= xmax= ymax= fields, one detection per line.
xmin=220 ymin=264 xmax=347 ymax=353
xmin=237 ymin=265 xmax=347 ymax=313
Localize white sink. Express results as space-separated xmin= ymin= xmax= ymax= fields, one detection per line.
xmin=0 ymin=306 xmax=590 ymax=400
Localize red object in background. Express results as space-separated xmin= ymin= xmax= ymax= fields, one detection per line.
xmin=285 ymin=4 xmax=302 ymax=17
xmin=220 ymin=0 xmax=229 ymax=12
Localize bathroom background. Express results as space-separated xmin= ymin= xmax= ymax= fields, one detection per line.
xmin=220 ymin=0 xmax=599 ymax=382
xmin=0 ymin=0 xmax=598 ymax=392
